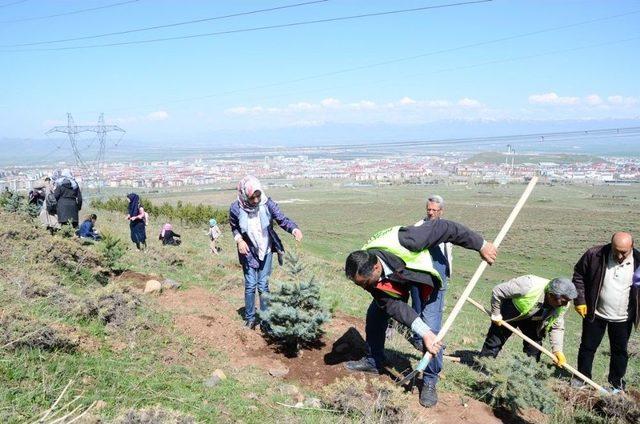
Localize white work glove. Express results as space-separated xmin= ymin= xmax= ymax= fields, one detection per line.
xmin=490 ymin=314 xmax=504 ymax=326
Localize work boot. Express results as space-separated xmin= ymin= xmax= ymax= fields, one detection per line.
xmin=244 ymin=320 xmax=257 ymax=330
xmin=344 ymin=358 xmax=381 ymax=374
xmin=419 ymin=381 xmax=438 ymax=408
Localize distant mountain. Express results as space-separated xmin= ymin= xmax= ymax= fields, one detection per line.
xmin=2 ymin=118 xmax=639 ymax=166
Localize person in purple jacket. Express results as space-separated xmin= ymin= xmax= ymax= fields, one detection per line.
xmin=229 ymin=175 xmax=303 ymax=330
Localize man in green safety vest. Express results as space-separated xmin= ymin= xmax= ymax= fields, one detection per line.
xmin=344 ymin=219 xmax=497 ymax=408
xmin=478 ymin=275 xmax=577 ymax=366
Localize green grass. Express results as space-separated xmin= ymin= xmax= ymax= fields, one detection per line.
xmin=2 ymin=180 xmax=639 ymax=422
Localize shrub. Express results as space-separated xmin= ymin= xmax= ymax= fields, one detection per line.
xmin=471 ymin=353 xmax=557 ymax=415
xmin=258 ymin=253 xmax=329 ymax=356
xmin=99 ymin=232 xmax=127 ymax=271
xmin=322 ymin=376 xmax=411 ymax=423
xmin=91 ymin=196 xmax=228 ymax=227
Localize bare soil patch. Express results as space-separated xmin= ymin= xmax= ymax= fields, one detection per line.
xmin=156 ymin=286 xmax=505 ymax=423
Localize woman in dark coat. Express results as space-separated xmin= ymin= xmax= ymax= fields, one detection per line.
xmin=53 ymin=169 xmax=82 ymax=228
xmin=126 ymin=193 xmax=147 ymax=250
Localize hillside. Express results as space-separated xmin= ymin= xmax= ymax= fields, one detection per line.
xmin=1 ymin=182 xmax=639 ymax=423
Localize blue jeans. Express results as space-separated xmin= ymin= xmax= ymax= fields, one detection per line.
xmin=366 ymin=288 xmax=445 ymax=383
xmin=242 ymin=251 xmax=273 ymax=322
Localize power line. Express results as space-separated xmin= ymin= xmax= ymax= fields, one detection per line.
xmin=77 ymin=9 xmax=640 ymax=114
xmin=123 ymin=34 xmax=635 ymax=115
xmin=1 ymin=0 xmax=329 ymax=46
xmin=283 ymin=126 xmax=640 ymax=152
xmin=0 ymin=0 xmax=28 ymax=8
xmin=0 ymin=0 xmax=139 ymax=24
xmin=3 ymin=0 xmax=492 ymax=52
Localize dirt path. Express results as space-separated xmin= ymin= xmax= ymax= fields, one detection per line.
xmin=157 ymin=286 xmax=504 ymax=423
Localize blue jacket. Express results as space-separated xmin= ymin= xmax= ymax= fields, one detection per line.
xmin=78 ymin=219 xmax=95 ymax=238
xmin=229 ymin=198 xmax=298 ymax=269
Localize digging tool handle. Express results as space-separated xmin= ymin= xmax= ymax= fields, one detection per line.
xmin=413 ymin=176 xmax=539 ymax=374
xmin=466 ymin=296 xmax=607 ymax=393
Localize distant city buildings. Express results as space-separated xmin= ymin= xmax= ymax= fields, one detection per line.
xmin=2 ymin=153 xmax=639 ymax=191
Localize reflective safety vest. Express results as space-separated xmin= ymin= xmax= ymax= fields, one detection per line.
xmin=511 ymin=275 xmax=567 ymax=331
xmin=362 ymin=226 xmax=442 ymax=285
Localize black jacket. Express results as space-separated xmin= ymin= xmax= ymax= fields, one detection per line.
xmin=573 ymin=244 xmax=639 ymax=328
xmin=54 ymin=181 xmax=82 ymax=225
xmin=160 ymin=230 xmax=181 ymax=246
xmin=367 ymin=219 xmax=485 ymax=328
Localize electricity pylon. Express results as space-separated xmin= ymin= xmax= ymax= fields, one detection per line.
xmin=46 ymin=113 xmax=125 ymax=190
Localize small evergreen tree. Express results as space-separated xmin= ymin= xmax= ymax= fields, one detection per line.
xmin=99 ymin=232 xmax=127 ymax=271
xmin=284 ymin=250 xmax=304 ymax=278
xmin=59 ymin=221 xmax=76 ymax=238
xmin=258 ymin=253 xmax=329 ymax=356
xmin=471 ymin=352 xmax=557 ymax=415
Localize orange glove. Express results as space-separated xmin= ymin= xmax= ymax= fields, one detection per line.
xmin=553 ymin=351 xmax=567 ymax=367
xmin=574 ymin=304 xmax=587 ymax=318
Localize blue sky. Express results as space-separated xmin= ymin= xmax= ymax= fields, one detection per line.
xmin=0 ymin=0 xmax=639 ymax=146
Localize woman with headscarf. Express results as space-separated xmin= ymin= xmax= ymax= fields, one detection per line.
xmin=35 ymin=176 xmax=60 ymax=233
xmin=126 ymin=193 xmax=147 ymax=250
xmin=53 ymin=169 xmax=82 ymax=228
xmin=159 ymin=223 xmax=181 ymax=246
xmin=229 ymin=175 xmax=303 ymax=330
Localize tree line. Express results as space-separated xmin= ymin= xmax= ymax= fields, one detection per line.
xmin=90 ymin=197 xmax=229 ymax=227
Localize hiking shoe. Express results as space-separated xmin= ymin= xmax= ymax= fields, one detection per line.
xmin=419 ymin=381 xmax=438 ymax=408
xmin=244 ymin=320 xmax=257 ymax=330
xmin=344 ymin=358 xmax=381 ymax=374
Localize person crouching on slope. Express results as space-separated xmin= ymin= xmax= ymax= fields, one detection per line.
xmin=478 ymin=276 xmax=577 ymax=367
xmin=159 ymin=223 xmax=181 ymax=246
xmin=344 ymin=220 xmax=497 ymax=408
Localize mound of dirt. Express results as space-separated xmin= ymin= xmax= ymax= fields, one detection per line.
xmin=0 ymin=311 xmax=78 ymax=352
xmin=96 ymin=287 xmax=142 ymax=330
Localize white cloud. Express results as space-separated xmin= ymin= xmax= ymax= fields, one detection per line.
xmin=458 ymin=98 xmax=482 ymax=108
xmin=399 ymin=96 xmax=416 ymax=105
xmin=424 ymin=100 xmax=451 ymax=108
xmin=585 ymin=94 xmax=603 ymax=106
xmin=607 ymin=95 xmax=638 ymax=106
xmin=528 ymin=92 xmax=580 ymax=105
xmin=288 ymin=102 xmax=316 ymax=111
xmin=348 ymin=100 xmax=377 ymax=110
xmin=147 ymin=110 xmax=169 ymax=121
xmin=320 ymin=97 xmax=341 ymax=107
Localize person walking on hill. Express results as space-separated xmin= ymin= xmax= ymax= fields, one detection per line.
xmin=208 ymin=218 xmax=222 ymax=255
xmin=159 ymin=223 xmax=181 ymax=246
xmin=229 ymin=175 xmax=303 ymax=331
xmin=478 ymin=276 xmax=576 ymax=365
xmin=126 ymin=193 xmax=147 ymax=250
xmin=572 ymin=232 xmax=639 ymax=392
xmin=53 ymin=169 xmax=82 ymax=228
xmin=343 ymin=220 xmax=497 ymax=408
xmin=34 ymin=176 xmax=60 ymax=233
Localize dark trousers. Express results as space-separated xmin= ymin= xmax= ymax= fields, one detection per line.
xmin=479 ymin=318 xmax=543 ymax=361
xmin=366 ymin=288 xmax=445 ymax=383
xmin=577 ymin=316 xmax=633 ymax=389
